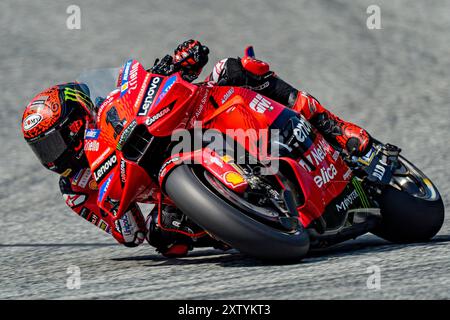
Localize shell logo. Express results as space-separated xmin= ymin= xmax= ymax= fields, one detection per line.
xmin=89 ymin=180 xmax=98 ymax=190
xmin=224 ymin=171 xmax=246 ymax=187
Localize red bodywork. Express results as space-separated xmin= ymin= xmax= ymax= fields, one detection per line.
xmin=85 ymin=60 xmax=352 ymax=232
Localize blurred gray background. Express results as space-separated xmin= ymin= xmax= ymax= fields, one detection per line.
xmin=0 ymin=0 xmax=449 ymax=299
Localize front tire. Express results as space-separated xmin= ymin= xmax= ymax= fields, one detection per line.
xmin=372 ymin=187 xmax=444 ymax=242
xmin=371 ymin=155 xmax=445 ymax=243
xmin=164 ymin=165 xmax=310 ymax=261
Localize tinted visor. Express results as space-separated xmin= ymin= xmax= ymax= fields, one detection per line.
xmin=28 ymin=129 xmax=68 ymax=164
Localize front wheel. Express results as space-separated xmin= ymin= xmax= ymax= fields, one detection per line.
xmin=164 ymin=165 xmax=310 ymax=261
xmin=371 ymin=155 xmax=445 ymax=243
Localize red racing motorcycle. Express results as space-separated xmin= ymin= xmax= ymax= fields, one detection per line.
xmin=79 ymin=49 xmax=444 ymax=260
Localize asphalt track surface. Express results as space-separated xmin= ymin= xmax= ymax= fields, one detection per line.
xmin=0 ymin=0 xmax=449 ymax=299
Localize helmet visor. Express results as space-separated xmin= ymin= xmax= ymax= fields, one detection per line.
xmin=28 ymin=129 xmax=68 ymax=164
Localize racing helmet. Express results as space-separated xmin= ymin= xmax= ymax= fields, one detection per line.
xmin=21 ymin=83 xmax=95 ymax=177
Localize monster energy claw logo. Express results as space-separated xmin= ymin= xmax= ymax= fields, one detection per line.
xmin=351 ymin=178 xmax=370 ymax=208
xmin=64 ymin=87 xmax=94 ymax=111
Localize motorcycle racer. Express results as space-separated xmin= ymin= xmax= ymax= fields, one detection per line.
xmin=21 ymin=39 xmax=375 ymax=258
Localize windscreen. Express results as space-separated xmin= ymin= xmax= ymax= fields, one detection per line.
xmin=76 ymin=67 xmax=120 ymax=104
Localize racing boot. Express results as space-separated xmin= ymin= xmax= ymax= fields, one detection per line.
xmin=145 ymin=205 xmax=231 ymax=257
xmin=145 ymin=207 xmax=192 ymax=258
xmin=289 ymin=91 xmax=372 ymax=157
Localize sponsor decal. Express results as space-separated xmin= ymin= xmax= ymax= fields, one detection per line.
xmin=134 ymin=73 xmax=151 ymax=109
xmin=23 ymin=114 xmax=43 ymax=131
xmin=73 ymin=169 xmax=91 ymax=188
xmin=336 ymin=189 xmax=359 ymax=213
xmin=120 ymin=81 xmax=128 ymax=95
xmin=99 ymin=173 xmax=114 ymax=202
xmin=120 ymin=59 xmax=133 ymax=97
xmin=221 ymin=88 xmax=234 ymax=104
xmin=99 ymin=220 xmax=109 ymax=231
xmin=63 ymin=87 xmax=92 ymax=107
xmin=89 ymin=213 xmax=99 ymax=225
xmin=332 ymin=150 xmax=340 ymax=161
xmin=84 ymin=140 xmax=99 ymax=152
xmin=93 ymin=153 xmax=117 ymax=182
xmin=224 ymin=171 xmax=246 ymax=187
xmin=154 ymin=75 xmax=176 ymax=106
xmin=343 ymin=167 xmax=353 ymax=180
xmin=352 ymin=178 xmax=370 ymax=208
xmin=306 ymin=139 xmax=330 ymax=166
xmin=116 ymin=120 xmax=137 ymax=151
xmin=314 ymin=163 xmax=337 ymax=188
xmin=298 ymin=159 xmax=313 ymax=172
xmin=293 ymin=116 xmax=313 ymax=143
xmin=91 ymin=147 xmax=111 ymax=168
xmin=191 ymin=90 xmax=208 ymax=122
xmin=61 ymin=168 xmax=72 ymax=177
xmin=30 ymin=98 xmax=47 ymax=108
xmin=79 ymin=207 xmax=91 ymax=219
xmin=119 ymin=212 xmax=133 ymax=236
xmin=138 ymin=76 xmax=163 ymax=116
xmin=85 ymin=129 xmax=100 ymax=140
xmin=158 ymin=156 xmax=180 ymax=179
xmin=145 ymin=107 xmax=171 ymax=126
xmin=71 ymin=169 xmax=83 ymax=185
xmin=209 ymin=156 xmax=224 ymax=168
xmin=127 ymin=62 xmax=139 ymax=92
xmin=63 ymin=194 xmax=87 ymax=208
xmin=89 ymin=179 xmax=98 ymax=190
xmin=372 ymin=164 xmax=386 ymax=181
xmin=249 ymin=94 xmax=273 ymax=114
xmin=120 ymin=159 xmax=126 ymax=187
xmin=78 ymin=169 xmax=91 ymax=188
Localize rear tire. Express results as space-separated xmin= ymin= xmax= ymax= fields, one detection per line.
xmin=164 ymin=165 xmax=310 ymax=261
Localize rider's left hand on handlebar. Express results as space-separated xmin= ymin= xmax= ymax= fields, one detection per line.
xmin=173 ymin=39 xmax=209 ymax=81
xmin=150 ymin=55 xmax=175 ymax=76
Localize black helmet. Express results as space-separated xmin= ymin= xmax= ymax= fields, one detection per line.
xmin=22 ymin=83 xmax=94 ymax=177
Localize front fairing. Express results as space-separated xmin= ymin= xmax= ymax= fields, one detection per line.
xmin=76 ymin=60 xmax=200 ymax=220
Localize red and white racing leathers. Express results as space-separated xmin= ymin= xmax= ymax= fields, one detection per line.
xmin=59 ymin=168 xmax=147 ymax=247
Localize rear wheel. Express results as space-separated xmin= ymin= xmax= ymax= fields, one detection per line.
xmin=164 ymin=165 xmax=310 ymax=261
xmin=372 ymin=155 xmax=445 ymax=242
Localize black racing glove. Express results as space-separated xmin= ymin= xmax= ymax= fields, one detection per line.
xmin=173 ymin=39 xmax=209 ymax=82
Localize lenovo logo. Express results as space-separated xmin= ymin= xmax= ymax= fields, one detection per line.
xmin=137 ymin=76 xmax=163 ymax=116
